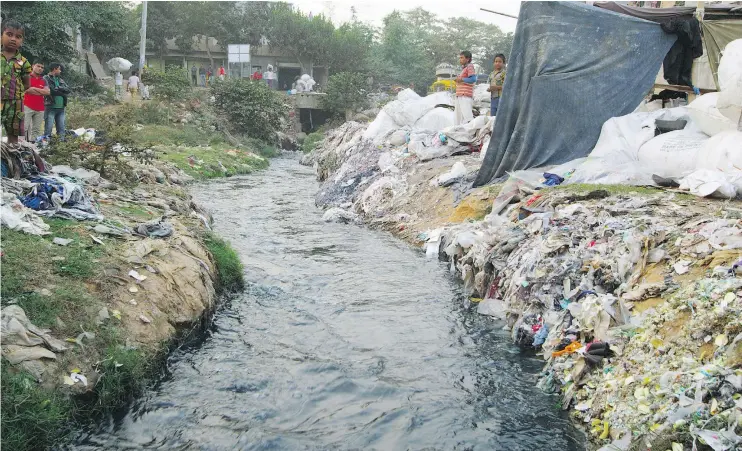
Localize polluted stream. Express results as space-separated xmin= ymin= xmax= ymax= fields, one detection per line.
xmin=74 ymin=156 xmax=585 ymax=450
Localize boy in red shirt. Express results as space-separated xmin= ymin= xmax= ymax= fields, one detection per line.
xmin=454 ymin=50 xmax=477 ymax=125
xmin=24 ymin=61 xmax=49 ymax=141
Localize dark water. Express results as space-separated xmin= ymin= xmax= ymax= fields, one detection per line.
xmin=74 ymin=157 xmax=584 ymax=450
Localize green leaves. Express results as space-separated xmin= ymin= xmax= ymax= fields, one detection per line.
xmin=322 ymin=72 xmax=368 ymax=116
xmin=210 ymin=79 xmax=288 ymax=142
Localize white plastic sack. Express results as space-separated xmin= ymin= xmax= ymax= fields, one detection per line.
xmin=106 ymin=57 xmax=132 ymax=72
xmin=695 ymin=131 xmax=742 ymax=174
xmin=569 ymin=158 xmax=654 ymax=186
xmin=412 ymin=108 xmax=455 ymax=133
xmin=397 ymin=88 xmax=420 ymax=102
xmin=679 ymin=169 xmax=739 ymax=198
xmin=717 ymin=39 xmax=742 ymax=124
xmin=388 ymin=129 xmax=408 ymax=147
xmin=637 ymin=130 xmax=708 ymax=178
xmin=480 ymin=135 xmax=491 ymax=161
xmin=363 ymin=110 xmax=398 ymax=142
xmin=477 ymin=298 xmax=507 ymax=318
xmin=378 ymin=152 xmax=399 ymax=174
xmin=688 ymin=93 xmax=738 ymax=136
xmin=436 ymin=162 xmax=467 ymax=186
xmin=474 ymin=84 xmax=490 ymax=105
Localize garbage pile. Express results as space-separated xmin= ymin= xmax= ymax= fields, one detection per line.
xmin=1 ymin=305 xmax=68 ymax=380
xmin=302 ymin=88 xmax=495 ymax=220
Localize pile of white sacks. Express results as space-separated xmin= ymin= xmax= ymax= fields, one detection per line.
xmin=556 ymin=39 xmax=742 ymax=199
xmin=363 ymin=88 xmax=494 ymax=161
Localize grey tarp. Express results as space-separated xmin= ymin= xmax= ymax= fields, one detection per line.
xmin=703 ymin=20 xmax=742 ymax=89
xmin=473 ymin=2 xmax=677 ymax=186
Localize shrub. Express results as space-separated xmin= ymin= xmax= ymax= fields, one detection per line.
xmin=210 ymin=78 xmax=288 ymax=142
xmin=64 ymin=69 xmax=106 ymax=96
xmin=302 ymin=129 xmax=325 ymax=153
xmin=322 ymin=72 xmax=368 ymax=118
xmin=203 ymin=233 xmax=244 ymax=292
xmin=46 ymin=105 xmax=155 ymax=184
xmin=140 ymin=65 xmax=191 ymax=100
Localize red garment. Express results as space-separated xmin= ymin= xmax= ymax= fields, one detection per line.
xmin=24 ymin=74 xmax=46 ymax=111
xmin=219 ymin=67 xmax=226 ymax=76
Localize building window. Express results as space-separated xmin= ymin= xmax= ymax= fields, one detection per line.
xmin=227 ymin=44 xmax=251 ymax=78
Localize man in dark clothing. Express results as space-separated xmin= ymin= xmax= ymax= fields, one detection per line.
xmin=43 ymin=62 xmax=70 ymax=137
xmin=191 ymin=65 xmax=198 ymax=85
xmin=198 ymin=65 xmax=206 ymax=87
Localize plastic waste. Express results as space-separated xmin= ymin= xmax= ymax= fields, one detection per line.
xmin=716 ymin=39 xmax=742 ymax=124
xmin=688 ymin=93 xmax=738 ymax=136
xmin=436 ymin=162 xmax=467 ymax=186
xmin=136 ymin=218 xmax=173 ymax=238
xmin=678 ymin=169 xmax=738 ymax=198
xmin=106 ymin=57 xmax=132 ymax=72
xmin=636 ymin=130 xmax=708 ymax=178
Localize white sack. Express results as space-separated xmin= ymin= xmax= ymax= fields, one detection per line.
xmin=716 ymin=39 xmax=742 ymax=124
xmin=679 ymin=169 xmax=740 ymax=198
xmin=637 ymin=130 xmax=708 ymax=178
xmin=363 ymin=110 xmax=398 ymax=142
xmin=688 ymin=93 xmax=738 ymax=136
xmin=436 ymin=162 xmax=467 ymax=186
xmin=106 ymin=57 xmax=132 ymax=72
xmin=695 ymin=130 xmax=742 ymax=174
xmin=397 ymin=88 xmax=420 ymax=102
xmin=413 ymin=108 xmax=455 ymax=133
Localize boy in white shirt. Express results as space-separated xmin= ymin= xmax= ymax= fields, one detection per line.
xmin=114 ymin=72 xmax=123 ymax=99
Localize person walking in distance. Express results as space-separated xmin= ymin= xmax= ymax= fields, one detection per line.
xmin=199 ymin=64 xmax=206 ymax=87
xmin=191 ymin=64 xmax=198 ymax=85
xmin=128 ymin=70 xmax=140 ymax=98
xmin=24 ymin=61 xmax=49 ymax=141
xmin=454 ymin=50 xmax=477 ymax=125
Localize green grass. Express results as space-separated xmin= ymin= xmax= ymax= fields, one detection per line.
xmin=134 ymin=124 xmax=225 ymax=147
xmin=1 ymin=365 xmax=73 ymax=451
xmin=302 ymin=129 xmax=326 ymax=153
xmin=203 ymin=233 xmax=244 ymax=292
xmin=158 ymin=144 xmax=269 ymax=180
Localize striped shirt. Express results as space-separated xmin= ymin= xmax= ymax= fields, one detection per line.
xmin=456 ymin=63 xmax=475 ymax=98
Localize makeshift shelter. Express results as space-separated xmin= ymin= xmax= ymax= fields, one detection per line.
xmin=595 ymin=2 xmax=742 ymax=88
xmin=474 ymin=2 xmax=676 ymax=186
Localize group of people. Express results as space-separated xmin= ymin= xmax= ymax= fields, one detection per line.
xmin=190 ymin=64 xmax=226 ymax=87
xmin=114 ymin=70 xmax=150 ymax=100
xmin=2 ymin=20 xmax=70 ymax=143
xmin=453 ymin=50 xmax=507 ymax=125
xmin=251 ymin=65 xmax=277 ymax=89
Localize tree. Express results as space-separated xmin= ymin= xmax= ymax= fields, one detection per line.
xmin=328 ymin=22 xmax=374 ymax=75
xmin=1 ymin=1 xmax=130 ymax=64
xmin=264 ymin=4 xmax=335 ymax=73
xmin=322 ymin=72 xmax=368 ymax=119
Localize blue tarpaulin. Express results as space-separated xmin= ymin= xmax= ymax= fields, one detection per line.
xmin=473 ymin=2 xmax=677 ymax=186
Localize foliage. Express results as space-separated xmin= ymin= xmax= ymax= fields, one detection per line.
xmin=265 ymin=3 xmax=336 ymax=73
xmin=1 ymin=2 xmax=130 ymax=65
xmin=203 ymin=233 xmax=244 ymax=292
xmin=322 ymin=72 xmax=368 ymax=117
xmin=302 ymin=130 xmax=326 ymax=154
xmin=1 ymin=365 xmax=72 ymax=451
xmin=46 ymin=105 xmax=155 ymax=184
xmin=140 ymin=66 xmax=192 ymax=100
xmin=133 ymin=125 xmax=223 ymax=147
xmin=328 ymin=22 xmax=375 ymax=74
xmin=63 ymin=68 xmax=105 ymax=96
xmin=210 ymin=78 xmax=288 ymax=142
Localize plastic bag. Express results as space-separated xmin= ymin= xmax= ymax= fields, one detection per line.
xmin=436 ymin=162 xmax=467 ymax=186
xmin=106 ymin=57 xmax=132 ymax=72
xmin=716 ymin=39 xmax=742 ymax=124
xmin=695 ymin=131 xmax=742 ymax=175
xmin=637 ymin=130 xmax=708 ymax=178
xmin=678 ymin=169 xmax=738 ymax=198
xmin=688 ymin=93 xmax=738 ymax=136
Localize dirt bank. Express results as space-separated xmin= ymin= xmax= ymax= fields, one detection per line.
xmin=303 ymin=120 xmax=742 ymax=450
xmin=1 ymin=156 xmax=244 ymax=451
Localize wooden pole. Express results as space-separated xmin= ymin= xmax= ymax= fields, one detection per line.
xmin=479 ymin=8 xmax=518 ymax=19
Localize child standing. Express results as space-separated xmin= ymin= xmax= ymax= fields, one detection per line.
xmin=454 ymin=50 xmax=477 ymax=126
xmin=1 ymin=20 xmax=32 ymax=143
xmin=487 ymin=54 xmax=507 ymax=116
xmin=128 ymin=70 xmax=140 ymax=98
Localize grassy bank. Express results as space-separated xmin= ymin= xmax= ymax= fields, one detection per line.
xmin=0 ymin=188 xmax=245 ymax=451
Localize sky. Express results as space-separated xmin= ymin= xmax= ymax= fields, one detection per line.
xmin=290 ymin=0 xmax=521 ymax=32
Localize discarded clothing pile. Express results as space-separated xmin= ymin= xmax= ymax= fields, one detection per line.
xmin=1 ymin=141 xmax=49 ymax=178
xmin=1 ymin=305 xmax=67 ymax=380
xmin=21 ymin=175 xmax=102 ymax=220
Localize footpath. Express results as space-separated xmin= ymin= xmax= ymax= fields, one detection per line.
xmin=301 ymin=86 xmax=742 ymax=450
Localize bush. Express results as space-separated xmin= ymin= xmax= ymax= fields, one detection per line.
xmin=210 ymin=78 xmax=288 ymax=142
xmin=64 ymin=69 xmax=106 ymax=96
xmin=140 ymin=65 xmax=191 ymax=100
xmin=322 ymin=72 xmax=367 ymax=118
xmin=203 ymin=233 xmax=244 ymax=292
xmin=46 ymin=105 xmax=155 ymax=184
xmin=302 ymin=129 xmax=325 ymax=153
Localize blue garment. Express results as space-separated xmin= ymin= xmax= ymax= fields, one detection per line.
xmin=474 ymin=1 xmax=677 ymax=186
xmin=543 ymin=172 xmax=564 ymax=186
xmin=44 ymin=107 xmax=66 ymax=137
xmin=533 ymin=324 xmax=549 ymax=347
xmin=461 ymin=74 xmax=477 ymax=84
xmin=491 ymin=97 xmax=500 ymax=116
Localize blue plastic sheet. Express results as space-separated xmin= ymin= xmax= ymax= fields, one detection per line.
xmin=473 ymin=2 xmax=677 ymax=186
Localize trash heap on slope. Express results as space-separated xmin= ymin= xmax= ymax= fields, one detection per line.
xmin=424 ymin=188 xmax=742 ymax=450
